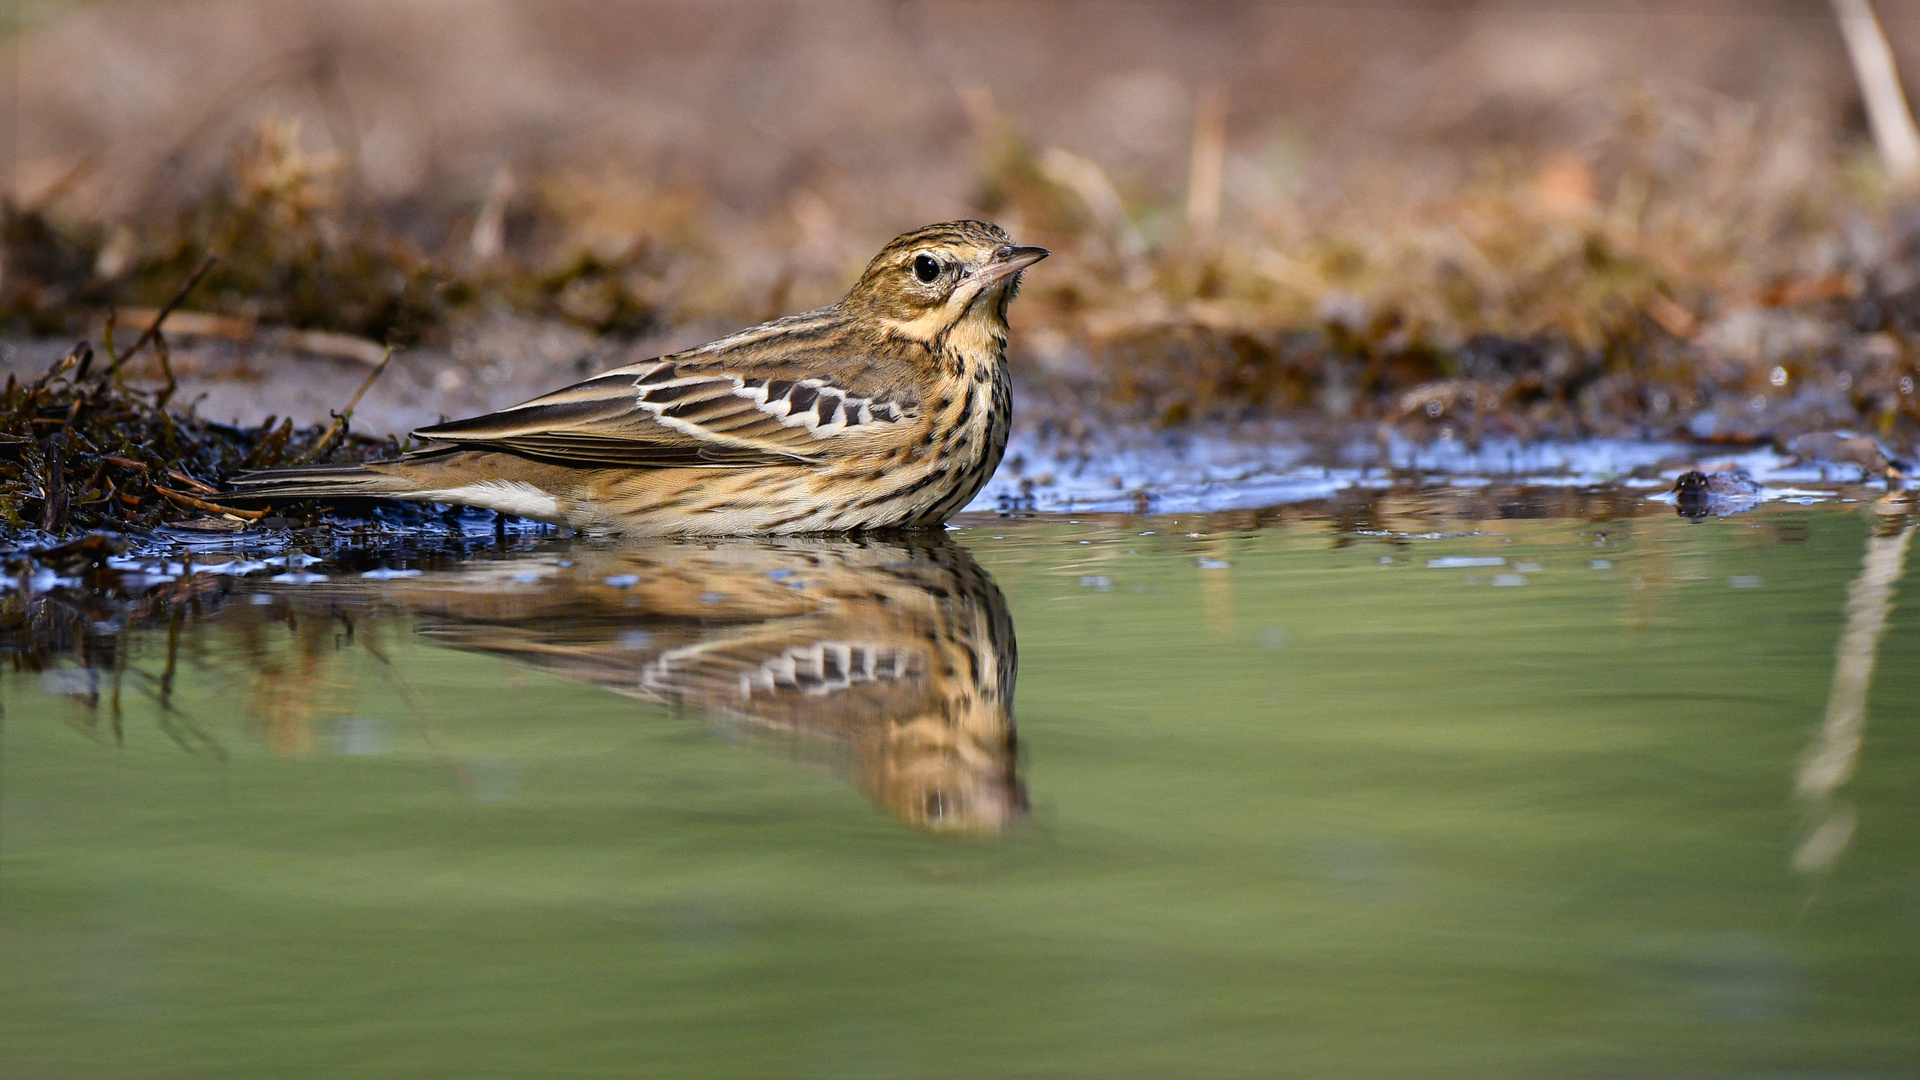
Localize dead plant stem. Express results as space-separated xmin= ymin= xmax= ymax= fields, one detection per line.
xmin=300 ymin=344 xmax=395 ymax=463
xmin=109 ymin=254 xmax=218 ymax=385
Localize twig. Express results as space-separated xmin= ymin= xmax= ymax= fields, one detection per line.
xmin=164 ymin=468 xmax=219 ymax=494
xmin=153 ymin=485 xmax=268 ymax=520
xmin=1792 ymin=521 xmax=1915 ymax=876
xmin=1187 ymin=82 xmax=1227 ymax=245
xmin=153 ymin=329 xmax=177 ymax=410
xmin=121 ymin=664 xmax=229 ymax=760
xmin=109 ymin=254 xmax=217 ymax=384
xmin=300 ymin=344 xmax=395 ymax=463
xmin=1834 ymin=0 xmax=1920 ymax=187
xmin=1039 ymin=147 xmax=1147 ymax=263
xmin=469 ymin=165 xmax=514 ymax=263
xmin=268 ymin=327 xmax=390 ymax=367
xmin=162 ymin=607 xmax=183 ymax=707
xmin=39 ymin=434 xmax=67 ymax=533
xmin=90 ymin=310 xmax=389 ymax=367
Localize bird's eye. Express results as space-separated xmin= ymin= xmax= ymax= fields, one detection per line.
xmin=912 ymin=254 xmax=941 ymax=284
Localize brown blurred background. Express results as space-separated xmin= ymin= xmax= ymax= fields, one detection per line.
xmin=4 ymin=1 xmax=1918 ymax=441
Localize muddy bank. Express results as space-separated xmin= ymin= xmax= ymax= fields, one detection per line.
xmin=1 ymin=318 xmax=1914 ymax=540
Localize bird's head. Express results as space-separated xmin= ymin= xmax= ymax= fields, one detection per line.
xmin=842 ymin=220 xmax=1049 ymax=348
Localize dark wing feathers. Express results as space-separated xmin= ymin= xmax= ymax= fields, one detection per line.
xmin=412 ymin=358 xmax=917 ymax=469
xmin=640 ymin=631 xmax=931 ymax=724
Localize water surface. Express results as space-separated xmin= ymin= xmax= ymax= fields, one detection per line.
xmin=4 ymin=491 xmax=1917 ymax=1077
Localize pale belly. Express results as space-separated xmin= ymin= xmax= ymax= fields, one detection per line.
xmin=398 ymin=459 xmax=994 ymax=537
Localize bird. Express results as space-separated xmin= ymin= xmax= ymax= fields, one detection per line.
xmin=227 ymin=221 xmax=1048 ymax=536
xmin=292 ymin=535 xmax=1025 ymax=831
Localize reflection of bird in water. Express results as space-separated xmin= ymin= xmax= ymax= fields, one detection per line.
xmin=232 ymin=612 xmax=346 ymax=758
xmin=370 ymin=536 xmax=1023 ymax=832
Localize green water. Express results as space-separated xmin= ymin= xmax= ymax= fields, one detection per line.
xmin=4 ymin=499 xmax=1918 ymax=1078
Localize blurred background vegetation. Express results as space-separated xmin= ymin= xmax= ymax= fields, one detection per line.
xmin=4 ymin=0 xmax=1920 ymax=443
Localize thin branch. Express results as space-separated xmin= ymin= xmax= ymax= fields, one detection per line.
xmin=109 ymin=254 xmax=218 ymax=384
xmin=153 ymin=485 xmax=268 ymax=520
xmin=1187 ymin=82 xmax=1227 ymax=245
xmin=1835 ymin=0 xmax=1920 ymax=187
xmin=300 ymin=344 xmax=395 ymax=463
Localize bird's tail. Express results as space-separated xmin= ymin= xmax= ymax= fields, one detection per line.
xmin=225 ymin=460 xmax=421 ymax=502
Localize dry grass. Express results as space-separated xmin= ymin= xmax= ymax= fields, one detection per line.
xmin=0 ymin=335 xmax=399 ymax=534
xmin=1000 ymin=79 xmax=1920 ymax=440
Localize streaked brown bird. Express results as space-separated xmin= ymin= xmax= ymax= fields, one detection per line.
xmin=228 ymin=221 xmax=1048 ymax=535
xmin=263 ymin=536 xmax=1024 ymax=832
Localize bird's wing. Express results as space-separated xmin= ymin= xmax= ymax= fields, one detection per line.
xmin=413 ymin=358 xmax=919 ymax=468
xmin=639 ymin=625 xmax=935 ymax=732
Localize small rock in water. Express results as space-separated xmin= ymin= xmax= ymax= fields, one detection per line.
xmin=34 ymin=532 xmax=127 ymax=574
xmin=1786 ymin=433 xmax=1901 ymax=478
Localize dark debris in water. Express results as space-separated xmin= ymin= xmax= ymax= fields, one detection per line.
xmin=1 ymin=509 xmax=559 ymax=679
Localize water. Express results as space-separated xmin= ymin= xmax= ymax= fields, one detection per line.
xmin=4 ymin=490 xmax=1918 ymax=1077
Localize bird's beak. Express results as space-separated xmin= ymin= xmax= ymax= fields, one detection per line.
xmin=973 ymin=245 xmax=1050 ymax=287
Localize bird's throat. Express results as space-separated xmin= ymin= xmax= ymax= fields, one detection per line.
xmin=940 ymin=306 xmax=1010 ymax=368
